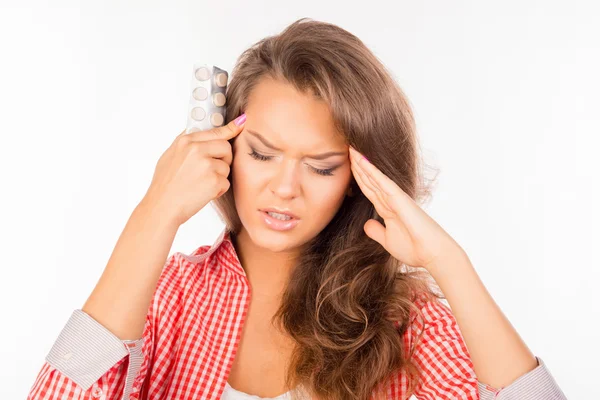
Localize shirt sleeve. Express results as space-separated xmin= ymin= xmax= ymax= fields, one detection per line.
xmin=410 ymin=298 xmax=567 ymax=400
xmin=26 ymin=309 xmax=148 ymax=400
xmin=410 ymin=298 xmax=479 ymax=400
xmin=478 ymin=356 xmax=568 ymax=399
xmin=26 ymin=251 xmax=186 ymax=400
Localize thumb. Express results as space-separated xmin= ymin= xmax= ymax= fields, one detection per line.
xmin=364 ymin=219 xmax=386 ymax=246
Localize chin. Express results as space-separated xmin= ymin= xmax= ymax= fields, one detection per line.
xmin=243 ymin=219 xmax=311 ymax=253
xmin=251 ymin=227 xmax=300 ymax=250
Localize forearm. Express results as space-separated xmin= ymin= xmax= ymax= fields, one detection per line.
xmin=427 ymin=249 xmax=538 ymax=389
xmin=82 ymin=198 xmax=180 ymax=340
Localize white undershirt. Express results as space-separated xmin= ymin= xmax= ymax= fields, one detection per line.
xmin=221 ymin=381 xmax=292 ymax=400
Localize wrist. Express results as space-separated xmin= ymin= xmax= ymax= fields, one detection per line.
xmin=426 ymin=245 xmax=472 ymax=280
xmin=135 ymin=197 xmax=181 ymax=232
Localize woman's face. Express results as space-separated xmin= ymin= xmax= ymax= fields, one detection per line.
xmin=231 ymin=76 xmax=352 ymax=253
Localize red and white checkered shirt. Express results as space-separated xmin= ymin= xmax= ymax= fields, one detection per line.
xmin=28 ymin=227 xmax=561 ymax=400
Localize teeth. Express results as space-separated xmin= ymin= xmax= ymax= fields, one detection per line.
xmin=266 ymin=211 xmax=292 ymax=221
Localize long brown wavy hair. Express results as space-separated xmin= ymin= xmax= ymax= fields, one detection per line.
xmin=211 ymin=18 xmax=444 ymax=400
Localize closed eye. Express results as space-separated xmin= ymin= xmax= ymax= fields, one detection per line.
xmin=248 ymin=149 xmax=337 ymax=176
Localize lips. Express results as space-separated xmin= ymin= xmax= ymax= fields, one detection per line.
xmin=259 ymin=208 xmax=299 ymax=219
xmin=259 ymin=210 xmax=301 ymax=231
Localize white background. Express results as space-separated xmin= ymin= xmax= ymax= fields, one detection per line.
xmin=1 ymin=1 xmax=598 ymax=398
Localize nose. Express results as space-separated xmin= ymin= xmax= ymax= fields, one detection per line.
xmin=268 ymin=160 xmax=301 ymax=200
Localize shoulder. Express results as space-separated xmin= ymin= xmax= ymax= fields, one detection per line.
xmin=410 ymin=294 xmax=457 ymax=333
xmin=160 ymin=244 xmax=213 ymax=285
xmin=403 ymin=294 xmax=479 ymax=398
xmin=404 ymin=293 xmax=468 ymax=355
xmin=148 ymin=244 xmax=213 ymax=321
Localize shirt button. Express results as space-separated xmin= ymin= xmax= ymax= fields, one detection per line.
xmin=91 ymin=387 xmax=103 ymax=398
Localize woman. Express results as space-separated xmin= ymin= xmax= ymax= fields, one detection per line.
xmin=28 ymin=18 xmax=566 ymax=399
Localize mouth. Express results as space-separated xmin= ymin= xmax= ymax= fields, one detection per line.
xmin=258 ymin=209 xmax=301 ymax=231
xmin=259 ymin=208 xmax=300 ymax=220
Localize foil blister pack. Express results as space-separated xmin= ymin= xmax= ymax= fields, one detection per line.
xmin=185 ymin=64 xmax=229 ymax=133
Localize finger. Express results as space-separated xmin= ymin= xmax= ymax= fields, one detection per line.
xmin=186 ymin=112 xmax=247 ymax=142
xmin=208 ymin=158 xmax=231 ymax=178
xmin=351 ymin=155 xmax=379 ymax=194
xmin=171 ymin=129 xmax=187 ymax=145
xmin=352 ymin=161 xmax=396 ymax=216
xmin=351 ymin=162 xmax=394 ymax=218
xmin=349 ymin=146 xmax=418 ymax=218
xmin=169 ymin=129 xmax=190 ymax=151
xmin=349 ymin=147 xmax=395 ymax=196
xmin=351 ymin=158 xmax=377 ymax=196
xmin=349 ymin=148 xmax=387 ymax=202
xmin=194 ymin=139 xmax=233 ymax=166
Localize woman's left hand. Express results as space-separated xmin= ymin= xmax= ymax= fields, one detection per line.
xmin=348 ymin=146 xmax=463 ymax=272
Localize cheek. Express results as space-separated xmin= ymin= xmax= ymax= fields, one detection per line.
xmin=305 ymin=176 xmax=351 ymax=214
xmin=308 ymin=182 xmax=345 ymax=206
xmin=232 ymin=158 xmax=260 ymax=194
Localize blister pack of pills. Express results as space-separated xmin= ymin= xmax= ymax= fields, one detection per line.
xmin=185 ymin=63 xmax=229 ymax=133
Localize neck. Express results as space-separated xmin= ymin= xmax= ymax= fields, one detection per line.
xmin=231 ymin=228 xmax=299 ymax=302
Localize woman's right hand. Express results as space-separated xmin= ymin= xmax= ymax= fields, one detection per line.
xmin=141 ymin=113 xmax=247 ymax=227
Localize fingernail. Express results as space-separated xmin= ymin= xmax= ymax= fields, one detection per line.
xmin=234 ymin=113 xmax=247 ymax=126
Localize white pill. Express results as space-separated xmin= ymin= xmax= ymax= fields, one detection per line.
xmin=215 ymin=73 xmax=228 ymax=87
xmin=193 ymin=87 xmax=208 ymax=101
xmin=191 ymin=107 xmax=206 ymax=121
xmin=210 ymin=113 xmax=224 ymax=126
xmin=195 ymin=67 xmax=210 ymax=81
xmin=213 ymin=92 xmax=226 ymax=107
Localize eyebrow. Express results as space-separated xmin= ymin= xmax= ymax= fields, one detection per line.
xmin=246 ymin=129 xmax=347 ymax=160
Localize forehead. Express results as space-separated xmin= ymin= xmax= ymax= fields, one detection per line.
xmin=244 ymin=76 xmax=346 ymax=149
